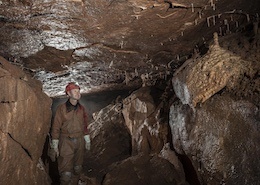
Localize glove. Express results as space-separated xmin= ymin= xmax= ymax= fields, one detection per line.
xmin=48 ymin=139 xmax=59 ymax=162
xmin=84 ymin=135 xmax=91 ymax=150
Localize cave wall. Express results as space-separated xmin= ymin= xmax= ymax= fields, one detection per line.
xmin=0 ymin=1 xmax=259 ymax=184
xmin=79 ymin=32 xmax=260 ymax=184
xmin=0 ymin=0 xmax=259 ymax=96
xmin=170 ymin=34 xmax=260 ymax=184
xmin=170 ymin=93 xmax=260 ymax=185
xmin=0 ymin=56 xmax=52 ymax=184
xmin=84 ymin=86 xmax=188 ymax=185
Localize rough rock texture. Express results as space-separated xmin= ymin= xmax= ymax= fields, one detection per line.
xmin=0 ymin=0 xmax=259 ymax=184
xmin=172 ymin=33 xmax=251 ymax=108
xmin=84 ymin=103 xmax=132 ymax=183
xmin=0 ymin=56 xmax=52 ymax=184
xmin=103 ymin=154 xmax=188 ymax=185
xmin=170 ymin=30 xmax=260 ymax=184
xmin=159 ymin=143 xmax=186 ymax=183
xmin=82 ymin=89 xmax=187 ymax=184
xmin=169 ymin=93 xmax=260 ymax=185
xmin=122 ymin=87 xmax=170 ymax=155
xmin=0 ymin=0 xmax=259 ymax=96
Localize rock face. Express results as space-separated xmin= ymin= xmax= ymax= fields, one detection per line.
xmin=122 ymin=87 xmax=171 ymax=155
xmin=102 ymin=154 xmax=188 ymax=185
xmin=172 ymin=33 xmax=250 ymax=108
xmin=83 ymin=87 xmax=188 ymax=184
xmin=170 ymin=37 xmax=260 ymax=184
xmin=0 ymin=57 xmax=52 ymax=184
xmin=1 ymin=0 xmax=259 ymax=97
xmin=122 ymin=87 xmax=156 ymax=154
xmin=84 ymin=103 xmax=132 ymax=182
xmin=169 ymin=94 xmax=260 ymax=185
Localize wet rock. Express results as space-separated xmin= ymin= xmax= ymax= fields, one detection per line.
xmin=103 ymin=154 xmax=189 ymax=185
xmin=122 ymin=87 xmax=171 ymax=155
xmin=172 ymin=33 xmax=250 ymax=108
xmin=122 ymin=87 xmax=155 ymax=154
xmin=159 ymin=143 xmax=186 ymax=181
xmin=84 ymin=103 xmax=131 ymax=182
xmin=169 ymin=93 xmax=260 ymax=185
xmin=0 ymin=56 xmax=52 ymax=184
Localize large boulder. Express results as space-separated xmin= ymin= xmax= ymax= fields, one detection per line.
xmin=172 ymin=33 xmax=250 ymax=108
xmin=122 ymin=87 xmax=170 ymax=155
xmin=84 ymin=103 xmax=131 ymax=182
xmin=0 ymin=56 xmax=52 ymax=184
xmin=169 ymin=94 xmax=260 ymax=185
xmin=122 ymin=87 xmax=156 ymax=154
xmin=103 ymin=154 xmax=188 ymax=185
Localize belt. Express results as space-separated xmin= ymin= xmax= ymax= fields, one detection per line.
xmin=68 ymin=137 xmax=78 ymax=143
xmin=61 ymin=132 xmax=83 ymax=138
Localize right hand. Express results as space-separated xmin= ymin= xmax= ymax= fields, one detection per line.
xmin=48 ymin=139 xmax=59 ymax=161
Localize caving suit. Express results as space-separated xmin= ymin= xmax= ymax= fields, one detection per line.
xmin=51 ymin=100 xmax=88 ymax=185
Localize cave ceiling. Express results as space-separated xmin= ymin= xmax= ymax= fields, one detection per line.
xmin=0 ymin=0 xmax=259 ymax=97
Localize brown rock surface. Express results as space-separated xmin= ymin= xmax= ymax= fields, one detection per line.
xmin=84 ymin=89 xmax=187 ymax=184
xmin=122 ymin=87 xmax=156 ymax=154
xmin=103 ymin=154 xmax=188 ymax=185
xmin=84 ymin=103 xmax=131 ymax=183
xmin=0 ymin=56 xmax=52 ymax=184
xmin=169 ymin=94 xmax=260 ymax=185
xmin=172 ymin=33 xmax=251 ymax=108
xmin=1 ymin=0 xmax=259 ymax=96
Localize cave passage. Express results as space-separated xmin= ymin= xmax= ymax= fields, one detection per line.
xmin=42 ymin=87 xmax=201 ymax=185
xmin=42 ymin=88 xmax=135 ymax=184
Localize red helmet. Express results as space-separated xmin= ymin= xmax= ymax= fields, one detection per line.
xmin=65 ymin=82 xmax=80 ymax=94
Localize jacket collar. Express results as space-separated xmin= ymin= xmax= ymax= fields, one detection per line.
xmin=66 ymin=100 xmax=79 ymax=112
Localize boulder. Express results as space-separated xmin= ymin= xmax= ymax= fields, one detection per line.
xmin=84 ymin=103 xmax=131 ymax=182
xmin=172 ymin=33 xmax=250 ymax=108
xmin=0 ymin=56 xmax=52 ymax=184
xmin=122 ymin=87 xmax=156 ymax=154
xmin=103 ymin=154 xmax=188 ymax=185
xmin=169 ymin=94 xmax=260 ymax=185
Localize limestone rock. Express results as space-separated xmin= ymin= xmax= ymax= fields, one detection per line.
xmin=169 ymin=93 xmax=260 ymax=185
xmin=122 ymin=87 xmax=155 ymax=154
xmin=0 ymin=56 xmax=52 ymax=184
xmin=103 ymin=154 xmax=189 ymax=185
xmin=172 ymin=33 xmax=249 ymax=107
xmin=159 ymin=143 xmax=186 ymax=181
xmin=84 ymin=103 xmax=131 ymax=182
xmin=122 ymin=87 xmax=169 ymax=155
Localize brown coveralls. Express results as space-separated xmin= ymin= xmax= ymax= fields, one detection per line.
xmin=51 ymin=100 xmax=88 ymax=185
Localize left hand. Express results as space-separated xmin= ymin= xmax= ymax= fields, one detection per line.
xmin=84 ymin=135 xmax=91 ymax=150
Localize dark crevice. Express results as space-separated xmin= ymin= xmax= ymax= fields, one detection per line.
xmin=30 ymin=12 xmax=54 ymax=18
xmin=1 ymin=100 xmax=16 ymax=103
xmin=178 ymin=154 xmax=201 ymax=185
xmin=166 ymin=108 xmax=200 ymax=185
xmin=8 ymin=133 xmax=32 ymax=160
xmin=0 ymin=15 xmax=8 ymax=22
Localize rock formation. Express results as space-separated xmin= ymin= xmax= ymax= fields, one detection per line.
xmin=84 ymin=103 xmax=131 ymax=183
xmin=170 ymin=94 xmax=260 ymax=185
xmin=0 ymin=56 xmax=52 ymax=184
xmin=0 ymin=0 xmax=259 ymax=184
xmin=170 ymin=35 xmax=260 ymax=184
xmin=103 ymin=154 xmax=188 ymax=185
xmin=172 ymin=33 xmax=251 ymax=108
xmin=81 ymin=86 xmax=188 ymax=184
xmin=122 ymin=87 xmax=156 ymax=154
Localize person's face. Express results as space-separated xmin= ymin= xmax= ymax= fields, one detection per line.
xmin=68 ymin=88 xmax=81 ymax=100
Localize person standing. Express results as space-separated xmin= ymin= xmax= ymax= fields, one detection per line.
xmin=50 ymin=82 xmax=91 ymax=185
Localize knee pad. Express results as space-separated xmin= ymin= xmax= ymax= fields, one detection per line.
xmin=74 ymin=165 xmax=82 ymax=175
xmin=60 ymin=171 xmax=72 ymax=184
